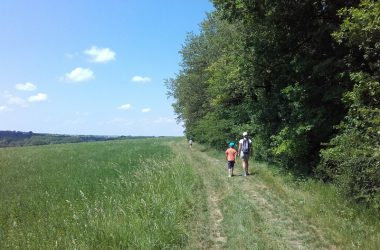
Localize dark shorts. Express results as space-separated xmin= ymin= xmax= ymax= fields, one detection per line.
xmin=240 ymin=152 xmax=250 ymax=161
xmin=227 ymin=161 xmax=235 ymax=169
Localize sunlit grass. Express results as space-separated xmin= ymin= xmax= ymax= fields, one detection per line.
xmin=2 ymin=139 xmax=379 ymax=249
xmin=200 ymin=146 xmax=380 ymax=249
xmin=252 ymin=162 xmax=380 ymax=249
xmin=0 ymin=139 xmax=204 ymax=249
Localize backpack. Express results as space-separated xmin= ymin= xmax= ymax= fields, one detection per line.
xmin=242 ymin=139 xmax=250 ymax=154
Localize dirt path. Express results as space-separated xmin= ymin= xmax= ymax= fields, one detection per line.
xmin=171 ymin=143 xmax=228 ymax=249
xmin=170 ymin=141 xmax=334 ymax=249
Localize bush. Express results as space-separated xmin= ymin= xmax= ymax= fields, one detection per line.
xmin=318 ymin=73 xmax=380 ymax=208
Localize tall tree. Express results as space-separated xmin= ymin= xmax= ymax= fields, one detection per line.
xmin=318 ymin=0 xmax=380 ymax=208
xmin=212 ymin=0 xmax=359 ymax=172
xmin=168 ymin=0 xmax=379 ymax=208
xmin=167 ymin=14 xmax=246 ymax=147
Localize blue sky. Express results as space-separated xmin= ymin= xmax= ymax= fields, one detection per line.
xmin=0 ymin=0 xmax=214 ymax=136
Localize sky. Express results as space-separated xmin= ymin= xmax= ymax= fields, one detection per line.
xmin=0 ymin=0 xmax=214 ymax=136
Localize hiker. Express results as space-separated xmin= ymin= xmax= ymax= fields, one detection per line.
xmin=238 ymin=132 xmax=252 ymax=176
xmin=188 ymin=138 xmax=193 ymax=148
xmin=225 ymin=142 xmax=237 ymax=177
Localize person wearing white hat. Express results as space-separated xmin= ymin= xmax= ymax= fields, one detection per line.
xmin=238 ymin=132 xmax=252 ymax=176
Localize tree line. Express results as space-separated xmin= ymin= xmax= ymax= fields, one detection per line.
xmin=167 ymin=0 xmax=379 ymax=209
xmin=0 ymin=131 xmax=152 ymax=148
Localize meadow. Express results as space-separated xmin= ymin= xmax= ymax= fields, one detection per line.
xmin=1 ymin=138 xmax=379 ymax=249
xmin=0 ymin=138 xmax=204 ymax=249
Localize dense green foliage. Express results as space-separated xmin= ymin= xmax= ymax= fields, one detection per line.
xmin=167 ymin=0 xmax=379 ymax=208
xmin=0 ymin=139 xmax=204 ymax=248
xmin=318 ymin=0 xmax=380 ymax=208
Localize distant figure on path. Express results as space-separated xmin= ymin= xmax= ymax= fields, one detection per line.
xmin=188 ymin=138 xmax=193 ymax=148
xmin=238 ymin=132 xmax=252 ymax=176
xmin=225 ymin=142 xmax=237 ymax=177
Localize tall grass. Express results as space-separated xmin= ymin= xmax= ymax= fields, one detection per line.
xmin=0 ymin=139 xmax=204 ymax=249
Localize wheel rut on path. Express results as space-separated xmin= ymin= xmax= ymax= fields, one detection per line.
xmin=170 ymin=142 xmax=227 ymax=249
xmin=170 ymin=141 xmax=333 ymax=249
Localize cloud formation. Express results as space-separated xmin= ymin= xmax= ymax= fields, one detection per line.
xmin=131 ymin=76 xmax=151 ymax=83
xmin=6 ymin=94 xmax=28 ymax=107
xmin=15 ymin=82 xmax=37 ymax=91
xmin=118 ymin=104 xmax=131 ymax=110
xmin=3 ymin=91 xmax=48 ymax=109
xmin=28 ymin=93 xmax=48 ymax=102
xmin=84 ymin=46 xmax=115 ymax=63
xmin=0 ymin=105 xmax=9 ymax=112
xmin=65 ymin=67 xmax=94 ymax=82
xmin=141 ymin=108 xmax=151 ymax=113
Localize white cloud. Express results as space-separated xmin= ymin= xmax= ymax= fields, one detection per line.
xmin=131 ymin=76 xmax=151 ymax=83
xmin=118 ymin=104 xmax=131 ymax=110
xmin=65 ymin=67 xmax=94 ymax=82
xmin=0 ymin=105 xmax=9 ymax=112
xmin=6 ymin=95 xmax=28 ymax=107
xmin=84 ymin=46 xmax=115 ymax=63
xmin=15 ymin=82 xmax=37 ymax=91
xmin=28 ymin=93 xmax=48 ymax=102
xmin=3 ymin=92 xmax=47 ymax=108
xmin=141 ymin=108 xmax=151 ymax=113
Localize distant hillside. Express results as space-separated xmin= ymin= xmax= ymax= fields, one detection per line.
xmin=0 ymin=131 xmax=153 ymax=148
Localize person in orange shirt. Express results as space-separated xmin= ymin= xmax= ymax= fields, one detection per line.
xmin=225 ymin=142 xmax=238 ymax=177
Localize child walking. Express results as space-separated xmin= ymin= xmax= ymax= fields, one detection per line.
xmin=225 ymin=142 xmax=237 ymax=177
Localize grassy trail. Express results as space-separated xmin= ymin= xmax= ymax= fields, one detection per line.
xmin=171 ymin=142 xmax=228 ymax=249
xmin=170 ymin=140 xmax=334 ymax=249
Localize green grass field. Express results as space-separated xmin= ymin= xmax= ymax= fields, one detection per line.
xmin=0 ymin=139 xmax=204 ymax=249
xmin=1 ymin=138 xmax=379 ymax=249
xmin=199 ymin=145 xmax=380 ymax=249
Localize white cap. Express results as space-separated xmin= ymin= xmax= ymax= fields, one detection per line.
xmin=243 ymin=132 xmax=248 ymax=136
